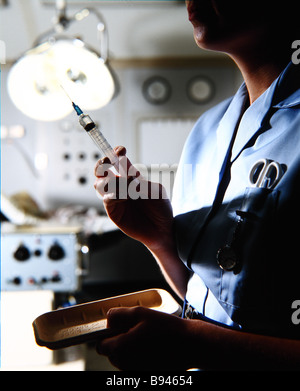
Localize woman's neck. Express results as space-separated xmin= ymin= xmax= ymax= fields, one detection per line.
xmin=229 ymin=45 xmax=291 ymax=104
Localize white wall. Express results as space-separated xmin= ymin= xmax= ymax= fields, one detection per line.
xmin=0 ymin=0 xmax=226 ymax=63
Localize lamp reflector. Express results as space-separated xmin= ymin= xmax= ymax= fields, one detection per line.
xmin=7 ymin=39 xmax=116 ymax=121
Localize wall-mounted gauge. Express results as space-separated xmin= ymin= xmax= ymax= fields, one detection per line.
xmin=142 ymin=76 xmax=171 ymax=105
xmin=187 ymin=76 xmax=215 ymax=104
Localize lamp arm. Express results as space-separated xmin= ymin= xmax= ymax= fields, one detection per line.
xmin=71 ymin=8 xmax=109 ymax=63
xmin=32 ymin=6 xmax=108 ymax=62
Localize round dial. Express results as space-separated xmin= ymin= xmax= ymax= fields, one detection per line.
xmin=187 ymin=76 xmax=214 ymax=104
xmin=143 ymin=76 xmax=171 ymax=105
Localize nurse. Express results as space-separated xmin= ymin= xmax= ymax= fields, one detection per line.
xmin=94 ymin=1 xmax=300 ymax=370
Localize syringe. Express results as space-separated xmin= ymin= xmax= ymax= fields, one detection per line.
xmin=72 ymin=102 xmax=119 ymax=171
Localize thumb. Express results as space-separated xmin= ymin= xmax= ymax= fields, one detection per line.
xmin=106 ymin=307 xmax=145 ymax=331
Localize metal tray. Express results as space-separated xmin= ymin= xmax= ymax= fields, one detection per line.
xmin=33 ymin=289 xmax=181 ymax=349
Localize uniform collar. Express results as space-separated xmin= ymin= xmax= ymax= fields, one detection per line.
xmin=215 ymin=83 xmax=249 ymax=172
xmin=272 ymin=62 xmax=300 ymax=108
xmin=230 ymin=61 xmax=300 ymax=162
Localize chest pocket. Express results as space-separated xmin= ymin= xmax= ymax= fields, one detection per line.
xmin=219 ymin=187 xmax=280 ymax=326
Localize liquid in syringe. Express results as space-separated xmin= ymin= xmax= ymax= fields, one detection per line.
xmin=72 ymin=102 xmax=119 ymax=170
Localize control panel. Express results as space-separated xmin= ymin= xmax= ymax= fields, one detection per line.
xmin=1 ymin=224 xmax=85 ymax=292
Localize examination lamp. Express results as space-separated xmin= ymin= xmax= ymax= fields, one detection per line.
xmin=7 ymin=4 xmax=117 ymax=121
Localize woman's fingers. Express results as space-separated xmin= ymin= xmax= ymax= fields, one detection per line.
xmin=94 ymin=146 xmax=140 ymax=178
xmin=94 ymin=145 xmax=142 ymax=200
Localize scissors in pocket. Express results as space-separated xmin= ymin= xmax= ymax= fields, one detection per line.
xmin=249 ymin=158 xmax=284 ymax=189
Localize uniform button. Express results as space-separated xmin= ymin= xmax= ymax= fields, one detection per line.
xmin=217 ymin=245 xmax=238 ymax=272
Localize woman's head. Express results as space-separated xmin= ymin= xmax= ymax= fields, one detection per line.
xmin=185 ymin=0 xmax=297 ymax=57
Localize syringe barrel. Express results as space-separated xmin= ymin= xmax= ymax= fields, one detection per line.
xmin=78 ymin=114 xmax=118 ymax=169
xmin=88 ymin=127 xmax=119 ymax=167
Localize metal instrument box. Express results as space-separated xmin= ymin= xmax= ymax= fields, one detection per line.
xmin=1 ymin=223 xmax=84 ymax=292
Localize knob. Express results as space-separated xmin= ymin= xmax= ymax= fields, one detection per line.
xmin=48 ymin=242 xmax=65 ymax=261
xmin=14 ymin=244 xmax=30 ymax=261
xmin=51 ymin=273 xmax=62 ymax=283
xmin=12 ymin=277 xmax=22 ymax=285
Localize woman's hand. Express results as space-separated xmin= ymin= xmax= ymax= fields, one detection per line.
xmin=94 ymin=146 xmax=174 ymax=251
xmin=96 ymin=306 xmax=196 ymax=371
xmin=94 ymin=145 xmax=190 ymax=299
xmin=96 ymin=305 xmax=300 ymax=371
